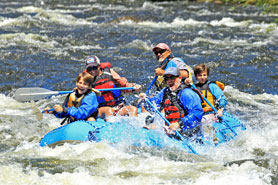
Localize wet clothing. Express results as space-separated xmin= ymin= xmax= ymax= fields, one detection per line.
xmin=148 ymin=85 xmax=203 ymax=132
xmin=195 ymin=80 xmax=227 ymax=113
xmin=54 ymin=90 xmax=99 ymax=122
xmin=155 ymin=56 xmax=191 ymax=91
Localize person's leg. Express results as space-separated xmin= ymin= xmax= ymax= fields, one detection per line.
xmin=201 ymin=114 xmax=217 ymax=124
xmin=117 ymin=105 xmax=138 ymax=117
xmin=98 ymin=106 xmax=115 ymax=121
xmin=87 ymin=117 xmax=96 ymax=121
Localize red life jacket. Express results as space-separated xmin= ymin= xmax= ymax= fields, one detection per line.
xmin=92 ymin=66 xmax=124 ymax=107
xmin=160 ymin=86 xmax=186 ymax=124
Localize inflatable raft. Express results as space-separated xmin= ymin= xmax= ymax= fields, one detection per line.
xmin=40 ymin=112 xmax=245 ymax=153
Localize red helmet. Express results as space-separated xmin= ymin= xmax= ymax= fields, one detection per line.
xmin=152 ymin=43 xmax=171 ymax=52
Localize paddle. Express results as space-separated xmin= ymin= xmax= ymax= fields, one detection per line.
xmin=14 ymin=87 xmax=135 ymax=102
xmin=31 ymin=107 xmax=55 ymax=121
xmin=145 ymin=76 xmax=158 ymax=96
xmin=145 ymin=99 xmax=199 ymax=155
xmin=190 ymin=84 xmax=237 ymax=137
xmin=30 ymin=101 xmax=43 ymax=121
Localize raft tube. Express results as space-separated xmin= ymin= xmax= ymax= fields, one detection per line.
xmin=40 ymin=112 xmax=246 ymax=153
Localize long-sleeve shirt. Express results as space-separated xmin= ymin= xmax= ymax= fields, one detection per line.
xmin=208 ymin=82 xmax=227 ymax=109
xmin=110 ymin=69 xmax=136 ymax=93
xmin=55 ymin=91 xmax=99 ymax=120
xmin=148 ymin=86 xmax=203 ymax=130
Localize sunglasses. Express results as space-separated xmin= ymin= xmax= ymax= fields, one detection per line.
xmin=87 ymin=66 xmax=98 ymax=71
xmin=164 ymin=75 xmax=178 ymax=81
xmin=154 ymin=49 xmax=166 ymax=55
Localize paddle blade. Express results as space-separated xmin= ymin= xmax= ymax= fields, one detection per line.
xmin=14 ymin=88 xmax=58 ymax=102
xmin=31 ymin=104 xmax=43 ymax=121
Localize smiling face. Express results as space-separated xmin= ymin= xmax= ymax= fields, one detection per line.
xmin=153 ymin=49 xmax=171 ymax=63
xmin=76 ymin=77 xmax=92 ymax=95
xmin=153 ymin=48 xmax=165 ymax=61
xmin=196 ymin=71 xmax=208 ymax=84
xmin=165 ymin=75 xmax=182 ymax=90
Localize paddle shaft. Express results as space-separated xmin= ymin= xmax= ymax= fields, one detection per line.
xmin=43 ymin=87 xmax=136 ymax=95
xmin=145 ymin=99 xmax=198 ymax=155
xmin=145 ymin=76 xmax=158 ymax=96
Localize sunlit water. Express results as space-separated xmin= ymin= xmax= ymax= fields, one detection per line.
xmin=0 ymin=0 xmax=277 ymax=184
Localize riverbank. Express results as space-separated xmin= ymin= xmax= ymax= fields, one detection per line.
xmin=197 ymin=0 xmax=278 ymax=13
xmin=198 ymin=0 xmax=277 ymax=5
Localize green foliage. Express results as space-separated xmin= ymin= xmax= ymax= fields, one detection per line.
xmin=217 ymin=0 xmax=278 ymax=14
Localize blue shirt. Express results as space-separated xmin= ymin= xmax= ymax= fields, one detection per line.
xmin=149 ymin=86 xmax=203 ymax=130
xmin=208 ymin=82 xmax=227 ymax=109
xmin=55 ymin=92 xmax=99 ymax=120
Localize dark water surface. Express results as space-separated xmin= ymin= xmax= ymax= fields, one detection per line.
xmin=0 ymin=0 xmax=278 ymax=184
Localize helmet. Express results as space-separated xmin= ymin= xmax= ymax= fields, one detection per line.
xmin=152 ymin=43 xmax=171 ymax=52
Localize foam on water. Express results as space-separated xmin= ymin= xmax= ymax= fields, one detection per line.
xmin=0 ymin=0 xmax=277 ymax=184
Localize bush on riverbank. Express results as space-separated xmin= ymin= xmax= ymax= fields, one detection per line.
xmin=198 ymin=0 xmax=278 ymax=14
xmin=200 ymin=0 xmax=277 ymax=5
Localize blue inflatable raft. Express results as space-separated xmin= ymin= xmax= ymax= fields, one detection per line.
xmin=40 ymin=112 xmax=246 ymax=154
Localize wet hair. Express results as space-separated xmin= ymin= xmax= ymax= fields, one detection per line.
xmin=194 ymin=64 xmax=210 ymax=77
xmin=76 ymin=72 xmax=94 ymax=86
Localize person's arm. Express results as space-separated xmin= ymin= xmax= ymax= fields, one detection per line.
xmin=52 ymin=94 xmax=70 ymax=118
xmin=209 ymin=83 xmax=227 ymax=117
xmin=209 ymin=83 xmax=227 ymax=109
xmin=63 ymin=92 xmax=99 ymax=120
xmin=166 ymin=59 xmax=190 ymax=81
xmin=180 ymin=69 xmax=190 ymax=85
xmin=180 ymin=89 xmax=203 ymax=130
xmin=139 ymin=88 xmax=165 ymax=109
xmin=148 ymin=88 xmax=165 ymax=108
xmin=110 ymin=69 xmax=141 ymax=92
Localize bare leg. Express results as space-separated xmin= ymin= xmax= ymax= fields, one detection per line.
xmin=98 ymin=106 xmax=115 ymax=121
xmin=140 ymin=105 xmax=148 ymax=113
xmin=87 ymin=117 xmax=96 ymax=121
xmin=117 ymin=105 xmax=138 ymax=117
xmin=201 ymin=114 xmax=217 ymax=124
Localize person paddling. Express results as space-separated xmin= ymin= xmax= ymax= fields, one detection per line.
xmin=84 ymin=55 xmax=142 ymax=120
xmin=194 ymin=64 xmax=227 ymax=124
xmin=139 ymin=67 xmax=203 ymax=139
xmin=44 ymin=72 xmax=99 ymax=124
xmin=152 ymin=43 xmax=192 ymax=91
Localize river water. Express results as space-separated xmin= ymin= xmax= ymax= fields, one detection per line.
xmin=0 ymin=0 xmax=278 ymax=184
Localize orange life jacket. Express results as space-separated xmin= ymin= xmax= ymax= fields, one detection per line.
xmin=65 ymin=90 xmax=88 ymax=121
xmin=67 ymin=92 xmax=85 ymax=108
xmin=195 ymin=81 xmax=224 ymax=113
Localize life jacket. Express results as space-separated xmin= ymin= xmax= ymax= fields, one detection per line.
xmin=160 ymin=85 xmax=187 ymax=124
xmin=195 ymin=81 xmax=225 ymax=113
xmin=93 ymin=67 xmax=124 ymax=107
xmin=65 ymin=90 xmax=97 ymax=122
xmin=155 ymin=57 xmax=192 ymax=91
xmin=67 ymin=88 xmax=101 ymax=108
xmin=67 ymin=93 xmax=85 ymax=108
